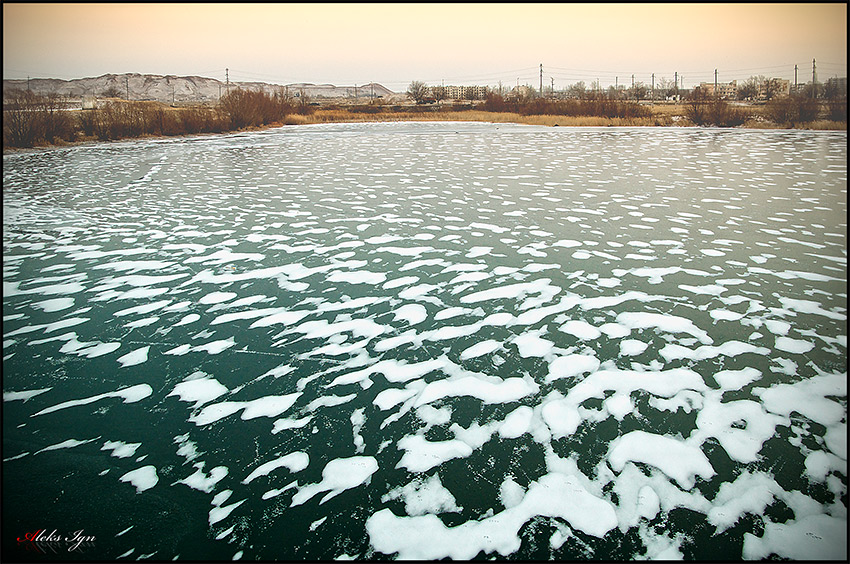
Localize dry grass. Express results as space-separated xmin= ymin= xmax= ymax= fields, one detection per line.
xmin=302 ymin=106 xmax=845 ymax=130
xmin=5 ymin=97 xmax=843 ymax=152
xmin=799 ymin=119 xmax=847 ymax=130
xmin=301 ymin=108 xmax=671 ymax=128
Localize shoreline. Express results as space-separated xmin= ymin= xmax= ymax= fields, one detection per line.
xmin=3 ymin=109 xmax=846 ymax=155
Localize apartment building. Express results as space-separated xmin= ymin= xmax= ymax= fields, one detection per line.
xmin=698 ymin=80 xmax=737 ymax=99
xmin=438 ymin=85 xmax=489 ymax=100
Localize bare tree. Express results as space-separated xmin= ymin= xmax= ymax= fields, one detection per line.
xmin=3 ymin=89 xmax=40 ymax=146
xmin=406 ymin=81 xmax=429 ymax=104
xmin=737 ymin=76 xmax=759 ymax=101
xmin=101 ymin=86 xmax=123 ymax=99
xmin=629 ymin=82 xmax=649 ymax=101
xmin=685 ymin=87 xmax=710 ymax=125
xmin=566 ymin=81 xmax=587 ymax=99
xmin=763 ymin=78 xmax=782 ymax=101
xmin=36 ymin=92 xmax=73 ymax=142
xmin=657 ymin=77 xmax=677 ymax=100
xmin=430 ymin=85 xmax=447 ymax=102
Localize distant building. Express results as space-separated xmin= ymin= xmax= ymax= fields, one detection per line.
xmin=512 ymin=85 xmax=535 ymax=99
xmin=442 ymin=85 xmax=488 ymax=100
xmin=698 ymin=80 xmax=737 ymax=99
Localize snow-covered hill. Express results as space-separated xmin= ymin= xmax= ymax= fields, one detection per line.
xmin=3 ymin=73 xmax=395 ymax=104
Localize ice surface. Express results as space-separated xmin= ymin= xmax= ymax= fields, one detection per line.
xmin=691 ymin=395 xmax=787 ymax=463
xmin=120 ymin=465 xmax=158 ymax=493
xmin=753 ymin=372 xmax=846 ymax=429
xmin=168 ymin=376 xmax=229 ymax=409
xmin=4 ymin=122 xmax=846 ymax=561
xmin=559 ymin=319 xmax=601 ymax=340
xmin=381 ymin=473 xmax=462 ymax=516
xmin=616 ymin=311 xmax=712 ymax=344
xmin=546 ymin=354 xmax=600 ymax=382
xmin=290 ymin=456 xmax=378 ymax=506
xmin=743 ymin=514 xmax=847 ymax=560
xmin=177 ymin=465 xmax=229 ymax=493
xmin=366 ymin=472 xmax=618 ymax=559
xmin=498 ymin=406 xmax=534 ymax=439
xmin=33 ymin=297 xmax=76 ymax=312
xmin=36 ymin=438 xmax=97 ymax=454
xmin=619 ymin=339 xmax=648 ymax=356
xmin=608 ymin=431 xmax=715 ymax=489
xmin=396 ymin=434 xmax=474 ymax=472
xmin=459 ymin=339 xmax=501 ymax=360
xmin=32 ymin=384 xmax=152 ymax=416
xmin=3 ymin=387 xmax=51 ymax=402
xmin=414 ymin=375 xmax=537 ymax=407
xmin=209 ymin=499 xmax=245 ymax=526
xmin=101 ymin=440 xmax=142 ymax=459
xmin=117 ymin=346 xmax=150 ymax=367
xmin=393 ymin=304 xmax=428 ymax=325
xmin=190 ymin=393 xmax=301 ymax=426
xmin=512 ymin=331 xmax=554 ymax=358
xmin=713 ymin=367 xmax=762 ymax=391
xmin=243 ymin=452 xmax=309 ymax=484
xmin=774 ymin=336 xmax=815 ymax=354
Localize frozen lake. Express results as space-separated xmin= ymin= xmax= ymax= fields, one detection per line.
xmin=2 ymin=122 xmax=847 ymax=560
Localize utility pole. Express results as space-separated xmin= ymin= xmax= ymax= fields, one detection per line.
xmin=812 ymin=58 xmax=817 ymax=97
xmin=539 ymin=63 xmax=543 ymax=97
xmin=651 ymin=73 xmax=655 ymax=101
xmin=354 ymin=84 xmax=357 ymax=99
xmin=631 ymin=74 xmax=634 ymax=100
xmin=714 ymin=69 xmax=718 ymax=97
xmin=27 ymin=76 xmax=30 ymax=91
xmin=551 ymin=77 xmax=554 ymax=96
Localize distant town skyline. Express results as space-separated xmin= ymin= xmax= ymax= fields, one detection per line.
xmin=3 ymin=3 xmax=847 ymax=91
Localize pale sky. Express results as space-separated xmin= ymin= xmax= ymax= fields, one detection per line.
xmin=3 ymin=3 xmax=847 ymax=91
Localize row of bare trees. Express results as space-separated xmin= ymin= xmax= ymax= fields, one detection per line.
xmin=684 ymin=89 xmax=750 ymax=127
xmin=3 ymin=88 xmax=315 ymax=148
xmin=3 ymin=91 xmax=76 ymax=147
xmin=684 ymin=87 xmax=841 ymax=127
xmin=479 ymin=92 xmax=652 ymax=119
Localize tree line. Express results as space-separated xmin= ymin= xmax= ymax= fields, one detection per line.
xmin=406 ymin=78 xmax=846 ymax=127
xmin=3 ymin=88 xmax=315 ymax=148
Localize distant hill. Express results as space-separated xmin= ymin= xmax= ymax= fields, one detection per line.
xmin=2 ymin=73 xmax=396 ymax=104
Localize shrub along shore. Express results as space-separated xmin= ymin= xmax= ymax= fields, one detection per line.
xmin=3 ymin=88 xmax=846 ymax=151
